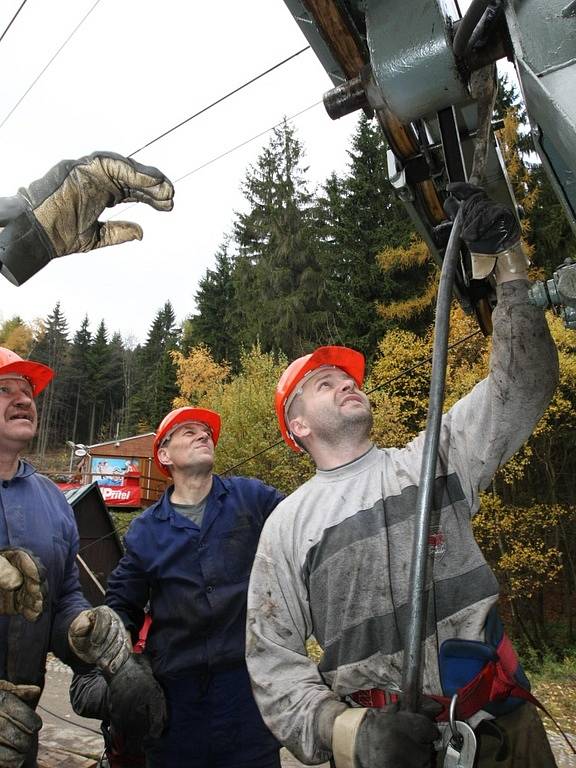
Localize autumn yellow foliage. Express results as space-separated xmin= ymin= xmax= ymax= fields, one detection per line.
xmin=172 ymin=343 xmax=312 ymax=493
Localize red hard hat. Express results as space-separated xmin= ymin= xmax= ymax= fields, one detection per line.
xmin=275 ymin=346 xmax=365 ymax=452
xmin=0 ymin=347 xmax=54 ymax=396
xmin=153 ymin=406 xmax=222 ymax=477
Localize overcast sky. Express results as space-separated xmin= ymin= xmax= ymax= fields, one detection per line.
xmin=0 ymin=0 xmax=360 ymax=344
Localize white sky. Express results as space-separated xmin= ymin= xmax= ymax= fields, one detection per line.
xmin=0 ymin=0 xmax=359 ymax=344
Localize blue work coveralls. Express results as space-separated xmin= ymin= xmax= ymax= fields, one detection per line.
xmin=106 ymin=474 xmax=285 ymax=768
xmin=0 ymin=460 xmax=90 ymax=766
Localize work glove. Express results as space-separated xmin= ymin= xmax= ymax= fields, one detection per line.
xmin=108 ymin=654 xmax=167 ymax=750
xmin=333 ymin=701 xmax=440 ymax=768
xmin=0 ymin=681 xmax=42 ymax=768
xmin=0 ymin=549 xmax=45 ymax=622
xmin=0 ymin=152 xmax=174 ymax=286
xmin=68 ymin=605 xmax=132 ymax=676
xmin=444 ymin=182 xmax=528 ymax=281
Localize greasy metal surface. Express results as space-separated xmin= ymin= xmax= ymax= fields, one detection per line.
xmin=323 ymin=73 xmax=370 ymax=119
xmin=511 ymin=0 xmax=575 ymax=73
xmin=365 ymin=0 xmax=470 ymax=122
xmin=505 ymin=0 xmax=576 ymax=229
xmin=468 ymin=64 xmax=498 ymax=185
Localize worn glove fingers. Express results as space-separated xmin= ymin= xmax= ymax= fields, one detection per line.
xmin=444 ymin=181 xmax=485 ymax=222
xmin=445 ymin=182 xmax=486 ymax=202
xmin=69 ymin=607 xmax=131 ymax=674
xmin=97 ymin=155 xmax=174 ymax=212
xmin=91 ymin=221 xmax=143 ymax=250
xmin=0 ymin=691 xmax=42 ymax=752
xmin=3 ymin=551 xmax=42 ymax=585
xmin=0 ymin=557 xmax=23 ymax=592
xmin=109 ymin=655 xmax=167 ymax=742
xmin=0 ymin=551 xmax=45 ymax=622
xmin=0 ymin=683 xmax=41 ymax=706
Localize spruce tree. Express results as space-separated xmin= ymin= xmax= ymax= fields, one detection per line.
xmin=33 ymin=303 xmax=70 ymax=457
xmin=187 ymin=240 xmax=239 ymax=367
xmin=68 ymin=316 xmax=92 ymax=445
xmin=127 ymin=302 xmax=180 ymax=431
xmin=317 ymin=115 xmax=417 ymax=355
xmin=233 ymin=120 xmax=330 ymax=358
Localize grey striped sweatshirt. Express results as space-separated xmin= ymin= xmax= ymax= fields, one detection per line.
xmin=246 ymin=281 xmax=559 ymax=764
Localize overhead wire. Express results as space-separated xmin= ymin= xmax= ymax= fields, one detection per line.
xmin=0 ymin=0 xmax=103 ymax=130
xmin=107 ymin=100 xmax=323 ymax=220
xmin=0 ymin=0 xmax=29 ymax=46
xmin=128 ymin=45 xmax=311 ymax=158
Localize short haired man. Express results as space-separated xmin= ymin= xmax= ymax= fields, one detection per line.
xmin=246 ymin=186 xmax=560 ymax=768
xmin=101 ymin=407 xmax=285 ymax=767
xmin=0 ymin=347 xmax=147 ymax=767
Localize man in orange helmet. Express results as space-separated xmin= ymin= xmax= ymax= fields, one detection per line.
xmin=0 ymin=346 xmax=163 ymax=767
xmin=81 ymin=406 xmax=286 ymax=767
xmin=246 ymin=184 xmax=560 ymax=768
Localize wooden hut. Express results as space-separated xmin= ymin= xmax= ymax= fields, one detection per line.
xmin=77 ymin=433 xmax=168 ymax=509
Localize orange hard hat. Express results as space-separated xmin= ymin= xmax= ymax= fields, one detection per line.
xmin=0 ymin=347 xmax=54 ymax=396
xmin=153 ymin=406 xmax=222 ymax=477
xmin=275 ymin=345 xmax=365 ymax=452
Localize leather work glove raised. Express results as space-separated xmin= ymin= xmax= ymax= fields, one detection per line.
xmin=332 ymin=701 xmax=440 ymax=768
xmin=68 ymin=606 xmax=132 ymax=677
xmin=0 ymin=152 xmax=174 ymax=286
xmin=0 ymin=549 xmax=45 ymax=622
xmin=108 ymin=654 xmax=167 ymax=750
xmin=444 ymin=181 xmax=528 ymax=281
xmin=0 ymin=681 xmax=42 ymax=768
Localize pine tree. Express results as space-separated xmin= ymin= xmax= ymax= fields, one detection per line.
xmin=68 ymin=316 xmax=92 ymax=445
xmin=33 ymin=303 xmax=70 ymax=457
xmin=127 ymin=302 xmax=180 ymax=431
xmin=186 ymin=240 xmax=239 ymax=366
xmin=233 ymin=120 xmax=330 ymax=358
xmin=87 ymin=321 xmax=116 ymax=444
xmin=317 ymin=115 xmax=419 ymax=355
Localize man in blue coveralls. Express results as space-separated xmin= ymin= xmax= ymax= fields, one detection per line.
xmin=0 ymin=346 xmax=157 ymax=767
xmin=104 ymin=406 xmax=285 ymax=768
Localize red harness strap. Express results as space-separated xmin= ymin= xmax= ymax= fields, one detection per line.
xmin=350 ymin=634 xmax=575 ymax=755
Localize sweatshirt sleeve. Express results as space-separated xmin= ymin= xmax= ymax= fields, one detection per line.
xmin=246 ymin=524 xmax=346 ymax=765
xmin=428 ymin=279 xmax=558 ymax=512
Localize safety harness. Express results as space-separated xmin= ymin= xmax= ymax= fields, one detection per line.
xmin=350 ymin=627 xmax=575 ymax=754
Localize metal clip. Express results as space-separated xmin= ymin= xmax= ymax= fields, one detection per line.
xmin=442 ymin=694 xmax=477 ymax=768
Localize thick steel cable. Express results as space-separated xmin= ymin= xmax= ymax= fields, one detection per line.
xmin=401 ymin=208 xmax=464 ymax=710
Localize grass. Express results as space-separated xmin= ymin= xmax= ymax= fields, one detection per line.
xmin=526 ymin=653 xmax=576 ymax=736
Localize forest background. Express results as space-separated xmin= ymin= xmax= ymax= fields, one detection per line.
xmin=3 ymin=78 xmax=576 ymax=674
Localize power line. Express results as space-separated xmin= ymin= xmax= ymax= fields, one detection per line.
xmin=128 ymin=45 xmax=311 ymax=158
xmin=0 ymin=0 xmax=28 ymax=46
xmin=173 ymin=102 xmax=321 ymax=184
xmin=366 ymin=329 xmax=482 ymax=395
xmin=0 ymin=0 xmax=102 ymax=131
xmin=107 ymin=100 xmax=322 ymax=220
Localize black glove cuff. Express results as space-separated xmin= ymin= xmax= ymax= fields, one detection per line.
xmin=0 ymin=209 xmax=55 ymax=286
